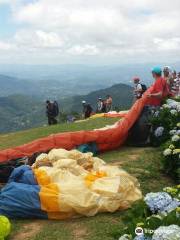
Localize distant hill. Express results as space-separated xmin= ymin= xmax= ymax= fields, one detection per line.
xmin=0 ymin=83 xmax=133 ymax=133
xmin=0 ymin=75 xmax=38 ymax=97
xmin=0 ymin=95 xmax=46 ymax=133
xmin=0 ymin=74 xmax=107 ymax=98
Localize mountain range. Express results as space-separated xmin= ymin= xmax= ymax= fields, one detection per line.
xmin=0 ymin=74 xmax=109 ymax=99
xmin=1 ymin=63 xmax=179 ymax=99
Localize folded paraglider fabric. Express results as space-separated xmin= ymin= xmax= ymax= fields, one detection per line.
xmin=104 ymin=111 xmax=128 ymax=118
xmin=0 ymin=149 xmax=142 ymax=219
xmin=89 ymin=111 xmax=128 ymax=119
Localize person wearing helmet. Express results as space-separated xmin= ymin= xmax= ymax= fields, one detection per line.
xmin=96 ymin=98 xmax=103 ymax=113
xmin=146 ymin=66 xmax=169 ymax=106
xmin=82 ymin=101 xmax=93 ymax=119
xmin=82 ymin=100 xmax=86 ymax=118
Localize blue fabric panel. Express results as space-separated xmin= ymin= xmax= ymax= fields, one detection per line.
xmin=0 ymin=182 xmax=47 ymax=219
xmin=77 ymin=142 xmax=98 ymax=155
xmin=8 ymin=165 xmax=37 ymax=185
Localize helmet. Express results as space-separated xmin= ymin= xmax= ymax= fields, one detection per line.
xmin=152 ymin=66 xmax=162 ymax=75
xmin=133 ymin=76 xmax=140 ymax=82
xmin=82 ymin=100 xmax=86 ymax=104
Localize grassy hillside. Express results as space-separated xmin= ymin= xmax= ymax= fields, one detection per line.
xmin=0 ymin=117 xmax=173 ymax=240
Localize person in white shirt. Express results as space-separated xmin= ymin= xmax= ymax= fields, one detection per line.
xmin=96 ymin=98 xmax=103 ymax=113
xmin=133 ymin=77 xmax=143 ymax=100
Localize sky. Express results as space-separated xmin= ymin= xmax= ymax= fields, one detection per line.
xmin=0 ymin=0 xmax=180 ymax=65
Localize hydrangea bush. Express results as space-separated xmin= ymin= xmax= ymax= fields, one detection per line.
xmin=150 ymin=98 xmax=180 ymax=147
xmin=150 ymin=98 xmax=180 ymax=182
xmin=111 ymin=185 xmax=180 ymax=240
xmin=162 ymin=122 xmax=180 ymax=182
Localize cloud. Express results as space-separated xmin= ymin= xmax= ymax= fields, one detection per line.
xmin=154 ymin=38 xmax=180 ymax=51
xmin=14 ymin=30 xmax=64 ymax=49
xmin=0 ymin=40 xmax=15 ymax=50
xmin=1 ymin=0 xmax=180 ymax=63
xmin=67 ymin=45 xmax=100 ymax=56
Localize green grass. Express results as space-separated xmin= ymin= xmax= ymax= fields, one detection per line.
xmin=1 ymin=117 xmax=174 ymax=240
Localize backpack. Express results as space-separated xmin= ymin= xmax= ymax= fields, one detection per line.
xmin=86 ymin=104 xmax=93 ymax=113
xmin=141 ymin=84 xmax=147 ymax=93
xmin=53 ymin=101 xmax=59 ymax=117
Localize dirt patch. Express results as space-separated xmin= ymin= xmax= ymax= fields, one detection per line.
xmin=129 ymin=154 xmax=140 ymax=160
xmin=132 ymin=173 xmax=142 ymax=178
xmin=128 ymin=168 xmax=150 ymax=175
xmin=11 ymin=221 xmax=44 ymax=240
xmin=110 ymin=154 xmax=140 ymax=166
xmin=110 ymin=161 xmax=124 ymax=166
xmin=71 ymin=224 xmax=88 ymax=240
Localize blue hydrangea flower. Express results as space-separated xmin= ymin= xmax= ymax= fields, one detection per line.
xmin=144 ymin=192 xmax=179 ymax=214
xmin=134 ymin=235 xmax=151 ymax=240
xmin=162 ymin=199 xmax=180 ymax=214
xmin=176 ymin=130 xmax=180 ymax=135
xmin=152 ymin=225 xmax=180 ymax=240
xmin=154 ymin=127 xmax=164 ymax=137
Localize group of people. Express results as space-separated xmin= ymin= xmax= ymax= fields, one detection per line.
xmin=82 ymin=95 xmax=113 ymax=119
xmin=133 ymin=66 xmax=180 ymax=102
xmin=46 ymin=66 xmax=180 ymax=124
xmin=96 ymin=95 xmax=113 ymax=113
xmin=129 ymin=66 xmax=180 ymax=146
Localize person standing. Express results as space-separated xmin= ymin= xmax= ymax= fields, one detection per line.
xmin=96 ymin=98 xmax=103 ymax=113
xmin=174 ymin=72 xmax=180 ymax=96
xmin=133 ymin=77 xmax=143 ymax=100
xmin=106 ymin=95 xmax=113 ymax=112
xmin=146 ymin=66 xmax=169 ymax=107
xmin=163 ymin=66 xmax=175 ymax=96
xmin=46 ymin=100 xmax=58 ymax=125
xmin=82 ymin=101 xmax=93 ymax=119
xmin=172 ymin=71 xmax=180 ymax=97
xmin=101 ymin=99 xmax=107 ymax=113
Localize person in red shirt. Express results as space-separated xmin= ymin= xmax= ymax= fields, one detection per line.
xmin=146 ymin=66 xmax=168 ymax=106
xmin=128 ymin=66 xmax=170 ymax=146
